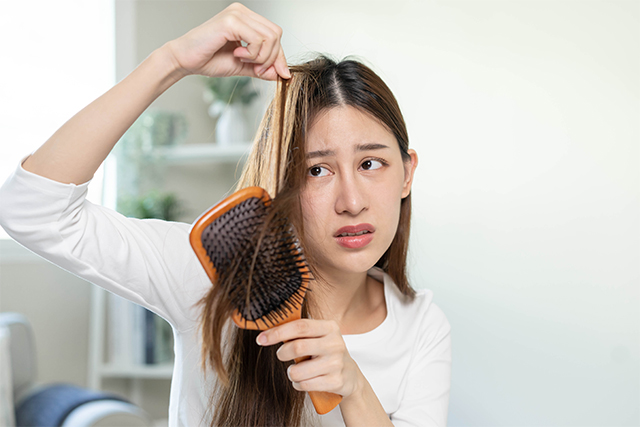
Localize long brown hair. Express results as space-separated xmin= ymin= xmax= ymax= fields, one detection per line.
xmin=195 ymin=54 xmax=415 ymax=426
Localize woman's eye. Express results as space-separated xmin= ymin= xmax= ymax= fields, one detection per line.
xmin=360 ymin=159 xmax=384 ymax=171
xmin=308 ymin=166 xmax=331 ymax=177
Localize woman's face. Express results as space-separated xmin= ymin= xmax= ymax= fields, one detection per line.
xmin=300 ymin=106 xmax=418 ymax=279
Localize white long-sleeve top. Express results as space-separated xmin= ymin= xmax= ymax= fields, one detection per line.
xmin=0 ymin=156 xmax=452 ymax=426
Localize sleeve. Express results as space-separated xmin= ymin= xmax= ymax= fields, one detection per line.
xmin=391 ymin=302 xmax=452 ymax=427
xmin=0 ymin=156 xmax=211 ymax=331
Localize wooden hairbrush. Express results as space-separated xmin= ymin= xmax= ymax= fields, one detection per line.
xmin=189 ymin=186 xmax=342 ymax=415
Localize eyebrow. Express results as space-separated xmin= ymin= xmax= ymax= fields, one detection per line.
xmin=306 ymin=143 xmax=390 ymax=159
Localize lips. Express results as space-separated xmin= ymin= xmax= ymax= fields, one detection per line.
xmin=334 ymin=224 xmax=375 ymax=237
xmin=334 ymin=223 xmax=375 ymax=249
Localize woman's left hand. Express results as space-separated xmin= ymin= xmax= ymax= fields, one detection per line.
xmin=256 ymin=319 xmax=362 ymax=398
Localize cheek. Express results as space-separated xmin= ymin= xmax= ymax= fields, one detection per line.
xmin=381 ymin=199 xmax=402 ymax=238
xmin=300 ymin=190 xmax=328 ymax=242
xmin=375 ymin=184 xmax=404 ymax=241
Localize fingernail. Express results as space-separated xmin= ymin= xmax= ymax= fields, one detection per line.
xmin=284 ymin=68 xmax=291 ymax=79
xmin=256 ymin=333 xmax=267 ymax=345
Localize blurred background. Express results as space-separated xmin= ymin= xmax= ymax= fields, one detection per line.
xmin=0 ymin=0 xmax=637 ymax=425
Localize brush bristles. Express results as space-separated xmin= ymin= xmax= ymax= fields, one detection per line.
xmin=201 ymin=196 xmax=309 ymax=327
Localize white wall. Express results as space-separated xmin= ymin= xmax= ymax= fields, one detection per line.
xmin=242 ymin=0 xmax=638 ymax=425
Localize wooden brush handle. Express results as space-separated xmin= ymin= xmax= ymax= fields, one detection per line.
xmin=294 ymin=356 xmax=342 ymax=414
xmin=308 ymin=390 xmax=343 ymax=415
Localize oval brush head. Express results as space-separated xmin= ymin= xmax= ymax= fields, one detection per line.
xmin=189 ymin=186 xmax=311 ymax=330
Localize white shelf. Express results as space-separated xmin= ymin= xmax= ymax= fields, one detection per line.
xmin=100 ymin=362 xmax=174 ymax=379
xmin=155 ymin=142 xmax=253 ymax=164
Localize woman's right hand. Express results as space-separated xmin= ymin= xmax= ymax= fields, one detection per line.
xmin=165 ymin=2 xmax=290 ymax=81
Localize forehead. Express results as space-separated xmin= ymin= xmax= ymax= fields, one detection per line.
xmin=306 ymin=106 xmax=396 ymax=151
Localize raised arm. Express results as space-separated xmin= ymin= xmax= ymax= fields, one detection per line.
xmin=0 ymin=3 xmax=290 ymax=329
xmin=22 ymin=2 xmax=290 ymax=185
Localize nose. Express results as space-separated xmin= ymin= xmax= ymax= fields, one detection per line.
xmin=334 ymin=173 xmax=368 ymax=215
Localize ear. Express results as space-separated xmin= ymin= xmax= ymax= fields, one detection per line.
xmin=401 ymin=149 xmax=418 ymax=199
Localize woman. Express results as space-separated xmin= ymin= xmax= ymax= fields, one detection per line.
xmin=0 ymin=3 xmax=451 ymax=426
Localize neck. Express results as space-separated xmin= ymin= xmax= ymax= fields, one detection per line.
xmin=309 ymin=267 xmax=385 ymax=335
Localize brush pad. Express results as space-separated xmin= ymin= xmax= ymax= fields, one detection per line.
xmin=189 ymin=187 xmax=311 ymax=330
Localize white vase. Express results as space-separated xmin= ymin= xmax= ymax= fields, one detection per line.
xmin=214 ymin=103 xmax=247 ymax=146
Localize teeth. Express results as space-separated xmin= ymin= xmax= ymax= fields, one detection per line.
xmin=339 ymin=230 xmax=369 ymax=237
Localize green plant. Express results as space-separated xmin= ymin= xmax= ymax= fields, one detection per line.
xmin=122 ymin=111 xmax=188 ymax=155
xmin=118 ymin=190 xmax=187 ymax=221
xmin=203 ymin=76 xmax=259 ymax=107
xmin=138 ymin=111 xmax=188 ymax=147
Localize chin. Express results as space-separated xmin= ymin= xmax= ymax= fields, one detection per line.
xmin=305 ymin=232 xmax=392 ymax=278
xmin=317 ymin=249 xmax=383 ymax=277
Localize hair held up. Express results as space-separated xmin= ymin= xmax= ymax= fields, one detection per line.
xmin=194 ymin=53 xmax=415 ymax=426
